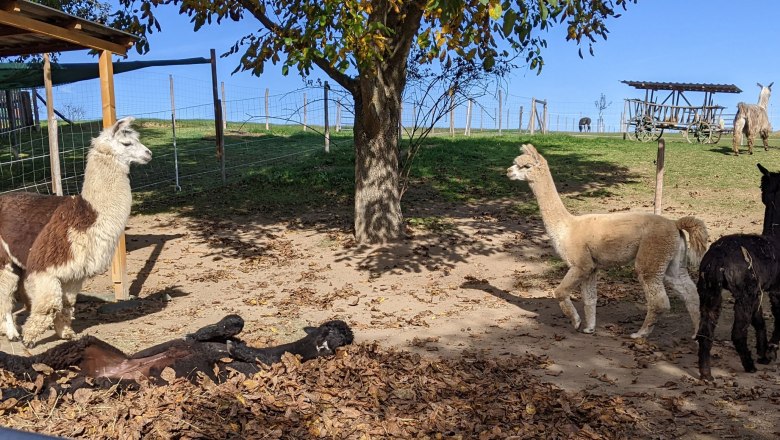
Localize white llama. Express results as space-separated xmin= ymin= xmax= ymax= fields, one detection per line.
xmin=733 ymin=82 xmax=773 ymax=155
xmin=506 ymin=144 xmax=708 ymax=339
xmin=0 ymin=117 xmax=151 ymax=347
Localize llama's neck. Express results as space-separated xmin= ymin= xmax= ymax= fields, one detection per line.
xmin=758 ymin=90 xmax=771 ymax=109
xmin=80 ymin=152 xmax=132 ymax=232
xmin=528 ymin=165 xmax=574 ymax=252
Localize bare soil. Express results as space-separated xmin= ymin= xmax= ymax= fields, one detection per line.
xmin=2 ymin=187 xmax=779 ymax=439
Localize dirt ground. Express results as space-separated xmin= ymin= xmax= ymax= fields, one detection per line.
xmin=3 ymin=188 xmax=780 ymax=439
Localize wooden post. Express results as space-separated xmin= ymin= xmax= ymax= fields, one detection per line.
xmin=99 ymin=50 xmax=128 ymax=301
xmin=336 ymin=100 xmax=341 ymax=132
xmin=654 ymin=138 xmax=665 ymax=215
xmin=43 ymin=54 xmax=62 ymax=196
xmin=464 ymin=100 xmax=472 ymax=136
xmin=220 ymin=81 xmax=227 ymax=131
xmin=529 ymin=98 xmax=536 ymax=135
xmin=498 ymin=90 xmax=503 ymax=135
xmin=542 ymin=100 xmax=548 ymax=134
xmin=31 ymin=87 xmax=40 ymax=128
xmin=324 ymin=81 xmax=330 ymax=153
xmin=303 ymin=92 xmax=307 ymax=131
xmin=209 ymin=49 xmax=225 ymax=184
xmin=264 ymin=88 xmax=269 ymax=130
xmin=518 ymin=106 xmax=523 ymax=132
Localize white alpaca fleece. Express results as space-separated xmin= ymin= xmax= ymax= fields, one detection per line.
xmin=0 ymin=117 xmax=151 ymax=347
xmin=507 ymin=144 xmax=709 ymax=339
xmin=733 ymin=82 xmax=773 ymax=155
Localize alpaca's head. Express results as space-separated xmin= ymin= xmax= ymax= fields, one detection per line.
xmin=303 ymin=320 xmax=354 ymax=355
xmin=506 ymin=144 xmax=546 ymax=182
xmin=757 ymin=82 xmax=773 ymax=107
xmin=758 ymin=163 xmax=780 ymax=235
xmin=91 ymin=117 xmax=152 ymax=167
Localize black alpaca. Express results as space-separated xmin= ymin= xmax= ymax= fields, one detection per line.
xmin=0 ymin=315 xmax=353 ymax=389
xmin=578 ymin=117 xmax=591 ymax=132
xmin=696 ymin=164 xmax=780 ymax=380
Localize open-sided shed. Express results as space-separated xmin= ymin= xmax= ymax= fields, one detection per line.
xmin=0 ymin=0 xmax=139 ymax=300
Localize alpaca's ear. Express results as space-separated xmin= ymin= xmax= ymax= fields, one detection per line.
xmin=303 ymin=326 xmax=318 ymax=336
xmin=758 ymin=82 xmax=764 ymax=89
xmin=521 ymin=144 xmax=541 ymax=163
xmin=112 ymin=116 xmax=136 ymax=136
xmin=769 ymin=82 xmax=774 ymax=90
xmin=758 ymin=163 xmax=771 ymax=176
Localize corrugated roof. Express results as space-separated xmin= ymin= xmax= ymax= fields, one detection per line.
xmin=0 ymin=0 xmax=139 ymax=57
xmin=621 ymin=80 xmax=742 ymax=94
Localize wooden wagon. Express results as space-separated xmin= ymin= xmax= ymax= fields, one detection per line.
xmin=621 ymin=81 xmax=742 ymax=144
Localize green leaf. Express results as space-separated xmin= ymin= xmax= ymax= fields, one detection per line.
xmin=282 ymin=64 xmax=289 ymax=75
xmin=503 ymin=9 xmax=516 ymax=36
xmin=540 ymin=2 xmax=548 ymax=21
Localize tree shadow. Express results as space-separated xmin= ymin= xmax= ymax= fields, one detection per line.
xmin=125 ymin=233 xmax=185 ymax=297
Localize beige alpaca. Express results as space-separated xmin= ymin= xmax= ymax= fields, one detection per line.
xmin=506 ymin=144 xmax=708 ymax=339
xmin=0 ymin=117 xmax=152 ymax=347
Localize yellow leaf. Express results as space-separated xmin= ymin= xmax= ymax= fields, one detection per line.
xmin=525 ymin=403 xmax=537 ymax=415
xmin=489 ymin=3 xmax=503 ymax=20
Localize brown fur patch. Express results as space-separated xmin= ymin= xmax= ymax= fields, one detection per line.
xmin=0 ymin=193 xmax=68 ymax=266
xmin=26 ymin=196 xmax=98 ymax=272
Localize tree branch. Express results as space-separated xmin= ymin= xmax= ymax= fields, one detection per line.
xmin=236 ymin=0 xmax=358 ymax=93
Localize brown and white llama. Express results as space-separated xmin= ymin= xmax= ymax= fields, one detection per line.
xmin=732 ymin=82 xmax=773 ymax=156
xmin=506 ymin=144 xmax=709 ymax=339
xmin=0 ymin=117 xmax=151 ymax=347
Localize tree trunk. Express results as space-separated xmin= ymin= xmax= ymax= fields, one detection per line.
xmin=352 ymin=74 xmax=404 ymax=244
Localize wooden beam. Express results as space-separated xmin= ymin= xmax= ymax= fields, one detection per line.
xmin=0 ymin=9 xmax=130 ymax=55
xmin=43 ymin=53 xmax=62 ymax=196
xmin=99 ymin=50 xmax=129 ymax=302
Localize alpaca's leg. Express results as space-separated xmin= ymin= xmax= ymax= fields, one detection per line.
xmin=633 ymin=274 xmax=669 ymax=339
xmin=762 ymin=130 xmax=770 ymax=151
xmin=54 ymin=280 xmax=82 ymax=340
xmin=554 ymin=266 xmax=591 ymax=331
xmin=696 ymin=284 xmax=722 ymax=381
xmin=0 ymin=266 xmax=20 ymax=341
xmin=767 ymin=292 xmax=780 ymax=362
xmin=732 ymin=118 xmax=744 ymax=155
xmin=21 ymin=273 xmax=63 ymax=348
xmin=753 ymin=303 xmax=771 ymax=364
xmin=747 ymin=134 xmax=755 ymax=155
xmin=580 ymin=271 xmax=598 ymax=334
xmin=664 ymin=253 xmax=700 ymax=339
xmin=731 ymin=294 xmax=758 ymax=373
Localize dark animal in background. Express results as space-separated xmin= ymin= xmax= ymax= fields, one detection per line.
xmin=0 ymin=315 xmax=353 ymax=394
xmin=697 ymin=164 xmax=780 ymax=380
xmin=578 ymin=117 xmax=592 ymax=132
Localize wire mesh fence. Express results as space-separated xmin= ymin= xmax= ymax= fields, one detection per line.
xmin=2 ymin=62 xmax=759 ymax=200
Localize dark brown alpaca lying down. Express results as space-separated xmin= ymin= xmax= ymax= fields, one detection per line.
xmin=0 ymin=315 xmax=353 ymax=389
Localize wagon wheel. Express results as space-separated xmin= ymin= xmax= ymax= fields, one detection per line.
xmin=683 ymin=125 xmax=694 ymax=143
xmin=710 ymin=128 xmax=722 ymax=144
xmin=635 ymin=117 xmax=662 ymax=142
xmin=694 ymin=121 xmax=714 ymax=144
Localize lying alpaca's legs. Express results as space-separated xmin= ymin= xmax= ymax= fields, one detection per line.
xmin=0 ymin=266 xmax=20 ymax=341
xmin=633 ymin=274 xmax=670 ymax=339
xmin=22 ymin=272 xmax=63 ymax=348
xmin=554 ymin=266 xmax=592 ymax=331
xmin=731 ymin=293 xmax=758 ymax=373
xmin=54 ymin=280 xmax=82 ymax=340
xmin=580 ymin=272 xmax=598 ymax=334
xmin=664 ymin=251 xmax=700 ymax=339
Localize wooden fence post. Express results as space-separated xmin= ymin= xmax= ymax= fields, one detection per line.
xmin=303 ymin=92 xmax=307 ymax=131
xmin=43 ymin=53 xmax=62 ymax=196
xmin=265 ymin=88 xmax=269 ymax=130
xmin=324 ymin=81 xmax=330 ymax=153
xmin=518 ymin=106 xmax=523 ymax=133
xmin=654 ymin=138 xmax=665 ymax=215
xmin=529 ymin=98 xmax=536 ymax=135
xmin=209 ymin=48 xmax=225 ymax=185
xmin=498 ymin=90 xmax=503 ymax=135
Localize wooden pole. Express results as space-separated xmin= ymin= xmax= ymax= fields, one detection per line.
xmin=529 ymin=98 xmax=536 ymax=135
xmin=324 ymin=81 xmax=330 ymax=153
xmin=654 ymin=138 xmax=666 ymax=215
xmin=264 ymin=87 xmax=269 ymax=130
xmin=498 ymin=90 xmax=503 ymax=135
xmin=43 ymin=54 xmax=62 ymax=196
xmin=209 ymin=49 xmax=225 ymax=184
xmin=31 ymin=87 xmax=40 ymax=129
xmin=99 ymin=50 xmax=128 ymax=301
xmin=542 ymin=100 xmax=548 ymax=134
xmin=518 ymin=106 xmax=523 ymax=132
xmin=464 ymin=100 xmax=472 ymax=136
xmin=335 ymin=100 xmax=341 ymax=132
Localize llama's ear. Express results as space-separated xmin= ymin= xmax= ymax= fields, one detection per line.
xmin=758 ymin=163 xmax=771 ymax=176
xmin=111 ymin=116 xmax=135 ymax=136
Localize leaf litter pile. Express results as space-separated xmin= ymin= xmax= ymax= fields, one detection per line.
xmin=0 ymin=344 xmax=673 ymax=439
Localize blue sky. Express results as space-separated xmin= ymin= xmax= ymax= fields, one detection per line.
xmin=55 ymin=0 xmax=780 ymax=130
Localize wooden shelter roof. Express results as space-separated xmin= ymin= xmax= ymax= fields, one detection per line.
xmin=0 ymin=0 xmax=138 ymax=57
xmin=621 ymin=80 xmax=742 ymax=94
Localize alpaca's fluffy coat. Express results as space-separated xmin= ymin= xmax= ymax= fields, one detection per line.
xmin=507 ymin=144 xmax=709 ymax=339
xmin=733 ymin=82 xmax=773 ymax=155
xmin=0 ymin=117 xmax=151 ymax=347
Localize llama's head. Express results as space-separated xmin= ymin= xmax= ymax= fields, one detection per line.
xmin=758 ymin=163 xmax=780 ymax=235
xmin=506 ymin=143 xmax=546 ymax=182
xmin=303 ymin=320 xmax=354 ymax=355
xmin=757 ymin=82 xmax=773 ymax=108
xmin=91 ymin=117 xmax=152 ymax=167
